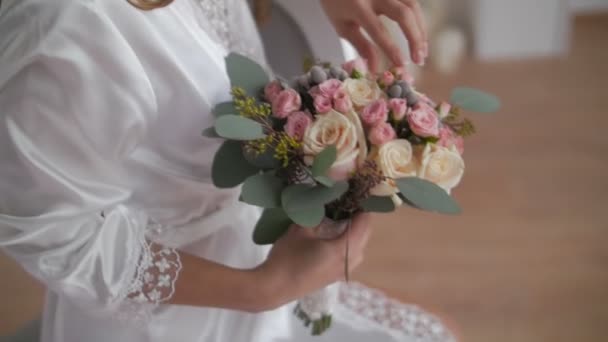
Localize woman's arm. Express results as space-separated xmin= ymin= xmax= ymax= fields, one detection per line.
xmin=169 ymin=213 xmax=372 ymax=312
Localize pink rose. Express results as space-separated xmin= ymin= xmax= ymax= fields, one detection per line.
xmin=272 ymin=89 xmax=302 ymax=119
xmin=388 ymin=98 xmax=408 ymax=120
xmin=360 ymin=99 xmax=388 ymax=126
xmin=369 ymin=122 xmax=396 ymax=146
xmin=342 ymin=57 xmax=368 ymax=76
xmin=318 ymin=79 xmax=343 ymax=98
xmin=285 ymin=111 xmax=313 ymax=141
xmin=264 ymin=80 xmax=283 ymax=103
xmin=438 ymin=101 xmax=451 ymax=119
xmin=417 ymin=94 xmax=436 ymax=109
xmin=308 ymin=85 xmax=321 ymax=98
xmin=313 ymin=94 xmax=333 ymax=114
xmin=407 ymin=105 xmax=439 ymax=137
xmin=381 ymin=71 xmax=395 ymax=86
xmin=438 ymin=127 xmax=464 ymax=155
xmin=332 ymin=89 xmax=352 ymax=113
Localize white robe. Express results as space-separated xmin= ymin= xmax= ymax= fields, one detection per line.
xmin=0 ymin=0 xmax=455 ymax=341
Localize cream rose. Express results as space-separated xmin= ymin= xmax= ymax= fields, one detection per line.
xmin=370 ymin=139 xmax=418 ymax=199
xmin=418 ymin=144 xmax=465 ymax=193
xmin=303 ymin=110 xmax=366 ymax=181
xmin=343 ymin=78 xmax=382 ymax=108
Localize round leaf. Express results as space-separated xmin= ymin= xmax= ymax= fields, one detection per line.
xmin=284 ymin=205 xmax=325 ymax=228
xmin=311 ymin=145 xmax=337 ymax=177
xmin=201 ymin=126 xmax=219 ymax=138
xmin=241 ymin=172 xmax=284 ymax=208
xmin=361 ymin=196 xmax=396 ymax=213
xmin=244 ymin=147 xmax=281 ymax=169
xmin=214 ymin=115 xmax=266 ymax=141
xmin=396 ymin=177 xmax=461 ymax=215
xmin=282 ymin=182 xmax=349 ymax=212
xmin=314 ymin=175 xmax=335 ymax=187
xmin=213 ymin=101 xmax=238 ymax=117
xmin=253 ymin=208 xmax=293 ymax=245
xmin=212 ymin=140 xmax=259 ymax=188
xmin=225 ymin=53 xmax=270 ymax=98
xmin=450 ymin=87 xmax=501 ymax=113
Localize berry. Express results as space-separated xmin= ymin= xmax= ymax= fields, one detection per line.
xmin=388 ymin=84 xmax=402 ymax=98
xmin=405 ymin=92 xmax=419 ymax=106
xmin=310 ymin=66 xmax=327 ymax=84
xmin=397 ymin=81 xmax=412 ymax=96
xmin=297 ymin=75 xmax=310 ymax=89
xmin=329 ymin=66 xmax=343 ymax=78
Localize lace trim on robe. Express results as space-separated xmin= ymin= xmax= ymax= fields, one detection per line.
xmin=339 ymin=282 xmax=457 ymax=342
xmin=116 ymin=220 xmax=182 ymax=326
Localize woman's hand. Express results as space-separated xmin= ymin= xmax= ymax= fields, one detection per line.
xmin=320 ymin=0 xmax=428 ymax=72
xmin=256 ymin=214 xmax=373 ymax=309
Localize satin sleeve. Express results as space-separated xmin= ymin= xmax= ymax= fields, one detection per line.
xmin=0 ymin=1 xmax=180 ymax=321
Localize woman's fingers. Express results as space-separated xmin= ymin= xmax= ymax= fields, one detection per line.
xmin=358 ymin=7 xmax=405 ymax=70
xmin=337 ymin=23 xmax=380 ymax=73
xmin=400 ymin=0 xmax=428 ymax=43
xmin=401 ymin=0 xmax=429 ymax=57
xmin=380 ymin=0 xmax=426 ymax=65
xmin=349 ymin=213 xmax=373 ymax=252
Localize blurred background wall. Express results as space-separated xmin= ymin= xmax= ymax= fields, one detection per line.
xmin=2 ymin=1 xmax=607 ymax=341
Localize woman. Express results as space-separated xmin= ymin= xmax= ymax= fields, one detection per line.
xmin=0 ymin=0 xmax=453 ymax=341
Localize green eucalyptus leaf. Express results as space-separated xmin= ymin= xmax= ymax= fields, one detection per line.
xmin=241 ymin=172 xmax=284 ymax=208
xmin=282 ymin=182 xmax=348 ymax=212
xmin=213 ymin=101 xmax=238 ymax=117
xmin=284 ymin=205 xmax=325 ymax=228
xmin=311 ymin=145 xmax=337 ymax=178
xmin=450 ymin=87 xmax=501 ymax=113
xmin=396 ymin=177 xmax=461 ymax=215
xmin=253 ymin=208 xmax=293 ymax=245
xmin=361 ymin=196 xmax=396 ymax=213
xmin=315 ymin=175 xmax=335 ymax=187
xmin=397 ymin=193 xmax=419 ymax=209
xmin=244 ymin=147 xmax=281 ymax=169
xmin=212 ymin=140 xmax=259 ymax=188
xmin=226 ymin=53 xmax=270 ymax=98
xmin=214 ymin=115 xmax=266 ymax=141
xmin=281 ymin=182 xmax=347 ymax=228
xmin=202 ymin=126 xmax=219 ymax=138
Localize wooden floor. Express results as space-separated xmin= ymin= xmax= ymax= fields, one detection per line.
xmin=1 ymin=14 xmax=607 ymax=342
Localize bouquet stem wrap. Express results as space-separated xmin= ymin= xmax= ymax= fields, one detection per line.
xmin=294 ymin=218 xmax=349 ymax=335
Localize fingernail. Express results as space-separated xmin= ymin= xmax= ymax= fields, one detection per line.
xmin=423 ymin=42 xmax=429 ymax=57
xmin=416 ymin=50 xmax=425 ymax=66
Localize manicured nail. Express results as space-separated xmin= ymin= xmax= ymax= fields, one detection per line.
xmin=416 ymin=50 xmax=425 ymax=66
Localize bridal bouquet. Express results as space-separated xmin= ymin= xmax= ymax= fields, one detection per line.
xmin=204 ymin=53 xmax=499 ymax=335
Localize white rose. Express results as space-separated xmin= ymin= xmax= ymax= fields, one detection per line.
xmin=342 ymin=109 xmax=367 ymax=167
xmin=303 ymin=110 xmax=366 ymax=181
xmin=418 ymin=144 xmax=465 ymax=193
xmin=370 ymin=139 xmax=418 ymax=199
xmin=343 ymin=78 xmax=382 ymax=108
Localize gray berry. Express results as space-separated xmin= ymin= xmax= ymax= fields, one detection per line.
xmin=297 ymin=75 xmax=310 ymax=89
xmin=329 ymin=66 xmax=343 ymax=78
xmin=388 ymin=84 xmax=402 ymax=98
xmin=405 ymin=92 xmax=419 ymax=106
xmin=310 ymin=66 xmax=327 ymax=84
xmin=397 ymin=81 xmax=412 ymax=96
xmin=338 ymin=70 xmax=349 ymax=81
